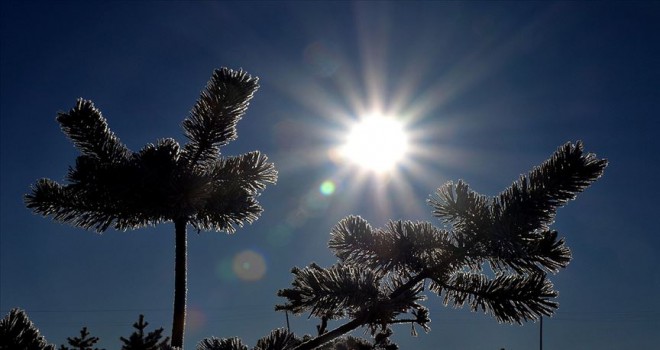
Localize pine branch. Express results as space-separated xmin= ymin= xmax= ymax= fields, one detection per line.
xmin=187 ymin=152 xmax=276 ymax=233
xmin=428 ymin=180 xmax=491 ymax=238
xmin=182 ymin=68 xmax=259 ymax=166
xmin=25 ymin=179 xmax=113 ymax=231
xmin=208 ymin=151 xmax=278 ymax=194
xmin=25 ymin=177 xmax=151 ymax=232
xmin=191 ymin=186 xmax=262 ymax=234
xmin=329 ymin=216 xmax=452 ymax=275
xmin=276 ymin=262 xmax=430 ymax=350
xmin=428 ymin=142 xmax=607 ymax=274
xmin=434 ymin=272 xmax=557 ymax=324
xmin=276 ymin=263 xmax=381 ymax=318
xmin=57 ymin=99 xmax=130 ymax=163
xmin=327 ymin=215 xmax=377 ymax=265
xmin=0 ymin=308 xmax=56 ymax=350
xmin=197 ymin=337 xmax=248 ymax=350
xmin=486 ymin=230 xmax=571 ymax=274
xmin=492 ymin=141 xmax=608 ymax=238
xmin=484 ymin=142 xmax=605 ymax=274
xmin=253 ymin=329 xmax=301 ymax=350
xmin=268 ymin=142 xmax=606 ymax=349
xmin=292 ymin=318 xmax=366 ymax=350
xmin=310 ymin=336 xmax=373 ymax=350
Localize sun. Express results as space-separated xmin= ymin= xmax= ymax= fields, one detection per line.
xmin=339 ymin=113 xmax=409 ymax=173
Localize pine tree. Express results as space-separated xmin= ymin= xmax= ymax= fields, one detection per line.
xmin=119 ymin=315 xmax=169 ymax=350
xmin=0 ymin=308 xmax=56 ymax=350
xmin=199 ymin=141 xmax=606 ymax=350
xmin=278 ymin=141 xmax=606 ymax=349
xmin=25 ymin=68 xmax=277 ymax=348
xmin=59 ymin=327 xmax=103 ymax=350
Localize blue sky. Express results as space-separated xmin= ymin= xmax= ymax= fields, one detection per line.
xmin=1 ymin=1 xmax=658 ymax=349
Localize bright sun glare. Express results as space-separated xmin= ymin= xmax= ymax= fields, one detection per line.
xmin=339 ymin=114 xmax=409 ymax=173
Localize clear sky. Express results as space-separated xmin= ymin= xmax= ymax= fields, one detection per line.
xmin=1 ymin=1 xmax=658 ymax=349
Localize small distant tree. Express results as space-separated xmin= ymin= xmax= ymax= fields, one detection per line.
xmin=25 ymin=68 xmax=278 ymax=348
xmin=59 ymin=327 xmax=103 ymax=350
xmin=0 ymin=308 xmax=55 ymax=350
xmin=199 ymin=141 xmax=606 ymax=349
xmin=120 ymin=315 xmax=169 ymax=350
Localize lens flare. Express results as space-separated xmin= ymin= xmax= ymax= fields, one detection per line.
xmin=232 ymin=250 xmax=267 ymax=282
xmin=216 ymin=257 xmax=236 ymax=282
xmin=304 ymin=41 xmax=340 ymax=77
xmin=186 ymin=306 xmax=207 ymax=333
xmin=319 ymin=180 xmax=336 ymax=196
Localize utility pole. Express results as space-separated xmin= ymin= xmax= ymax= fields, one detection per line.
xmin=285 ymin=310 xmax=291 ymax=332
xmin=539 ymin=316 xmax=543 ymax=350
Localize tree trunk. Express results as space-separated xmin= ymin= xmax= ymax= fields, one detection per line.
xmin=171 ymin=219 xmax=187 ymax=348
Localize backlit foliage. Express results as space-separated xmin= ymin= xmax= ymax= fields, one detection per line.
xmin=273 ymin=141 xmax=606 ymax=349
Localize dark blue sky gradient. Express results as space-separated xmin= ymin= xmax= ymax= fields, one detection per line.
xmin=1 ymin=1 xmax=659 ymax=349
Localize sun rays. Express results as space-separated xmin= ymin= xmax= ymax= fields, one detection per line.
xmin=264 ymin=4 xmax=543 ymax=223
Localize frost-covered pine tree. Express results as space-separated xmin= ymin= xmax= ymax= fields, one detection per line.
xmin=25 ymin=68 xmax=277 ymax=348
xmin=0 ymin=308 xmax=56 ymax=350
xmin=200 ymin=141 xmax=606 ymax=350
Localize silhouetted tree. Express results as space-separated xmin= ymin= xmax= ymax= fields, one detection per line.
xmin=58 ymin=327 xmax=103 ymax=350
xmin=0 ymin=308 xmax=56 ymax=350
xmin=200 ymin=141 xmax=606 ymax=349
xmin=120 ymin=315 xmax=169 ymax=350
xmin=25 ymin=68 xmax=278 ymax=348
